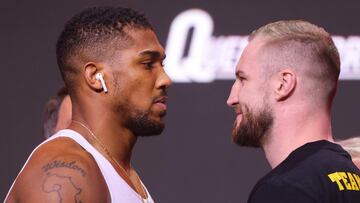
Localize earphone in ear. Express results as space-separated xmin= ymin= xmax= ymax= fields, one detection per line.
xmin=95 ymin=73 xmax=108 ymax=93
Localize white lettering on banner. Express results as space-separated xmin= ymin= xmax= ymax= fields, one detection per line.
xmin=165 ymin=9 xmax=360 ymax=83
xmin=165 ymin=9 xmax=214 ymax=82
xmin=333 ymin=36 xmax=360 ymax=79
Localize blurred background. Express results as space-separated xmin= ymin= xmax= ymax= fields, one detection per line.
xmin=1 ymin=0 xmax=360 ymax=202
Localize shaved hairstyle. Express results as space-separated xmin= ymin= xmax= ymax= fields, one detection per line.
xmin=56 ymin=6 xmax=153 ymax=93
xmin=249 ymin=20 xmax=340 ymax=106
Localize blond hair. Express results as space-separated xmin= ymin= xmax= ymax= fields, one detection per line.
xmin=249 ymin=20 xmax=340 ymax=106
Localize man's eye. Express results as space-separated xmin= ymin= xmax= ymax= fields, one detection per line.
xmin=142 ymin=60 xmax=164 ymax=69
xmin=239 ymin=77 xmax=245 ymax=81
xmin=238 ymin=77 xmax=246 ymax=84
xmin=142 ymin=61 xmax=155 ymax=69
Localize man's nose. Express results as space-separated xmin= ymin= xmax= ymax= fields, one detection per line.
xmin=227 ymin=82 xmax=239 ymax=107
xmin=157 ymin=68 xmax=172 ymax=89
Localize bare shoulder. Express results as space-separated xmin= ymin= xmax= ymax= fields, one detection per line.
xmin=5 ymin=137 xmax=110 ymax=203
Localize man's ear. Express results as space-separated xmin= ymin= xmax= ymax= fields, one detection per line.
xmin=274 ymin=69 xmax=296 ymax=101
xmin=83 ymin=62 xmax=104 ymax=92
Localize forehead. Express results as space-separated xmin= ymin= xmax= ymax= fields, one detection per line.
xmin=236 ymin=37 xmax=267 ymax=75
xmin=125 ymin=28 xmax=165 ymax=55
xmin=105 ymin=28 xmax=165 ymax=66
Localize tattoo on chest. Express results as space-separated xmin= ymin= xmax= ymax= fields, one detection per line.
xmin=42 ymin=160 xmax=87 ymax=176
xmin=42 ymin=172 xmax=82 ymax=203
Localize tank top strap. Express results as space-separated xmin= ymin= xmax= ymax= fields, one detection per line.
xmin=53 ymin=129 xmax=154 ymax=203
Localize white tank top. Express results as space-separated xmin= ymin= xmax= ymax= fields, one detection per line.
xmin=6 ymin=129 xmax=154 ymax=203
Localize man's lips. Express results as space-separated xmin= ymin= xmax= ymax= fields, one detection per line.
xmin=234 ymin=106 xmax=242 ymax=115
xmin=154 ymin=96 xmax=168 ymax=104
xmin=234 ymin=106 xmax=242 ymax=126
xmin=153 ymin=96 xmax=168 ymax=110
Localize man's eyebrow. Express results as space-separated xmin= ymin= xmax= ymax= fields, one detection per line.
xmin=236 ymin=70 xmax=246 ymax=78
xmin=138 ymin=50 xmax=166 ymax=59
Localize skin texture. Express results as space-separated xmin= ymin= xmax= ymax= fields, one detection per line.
xmin=6 ymin=28 xmax=171 ymax=202
xmin=54 ymin=95 xmax=72 ymax=133
xmin=6 ymin=138 xmax=110 ymax=203
xmin=227 ymin=36 xmax=334 ymax=168
xmin=353 ymin=159 xmax=360 ymax=169
xmin=354 ymin=159 xmax=360 ymax=169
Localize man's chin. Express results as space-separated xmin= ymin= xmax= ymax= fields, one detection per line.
xmin=137 ymin=128 xmax=164 ymax=137
xmin=136 ymin=120 xmax=165 ymax=137
xmin=232 ymin=127 xmax=262 ymax=148
xmin=159 ymin=110 xmax=167 ymax=117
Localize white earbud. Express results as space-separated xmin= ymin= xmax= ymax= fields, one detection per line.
xmin=95 ymin=73 xmax=108 ymax=93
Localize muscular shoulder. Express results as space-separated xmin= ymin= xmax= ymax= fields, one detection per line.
xmin=6 ymin=137 xmax=110 ymax=203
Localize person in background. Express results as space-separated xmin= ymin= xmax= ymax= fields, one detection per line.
xmin=42 ymin=86 xmax=72 ymax=139
xmin=338 ymin=137 xmax=360 ymax=169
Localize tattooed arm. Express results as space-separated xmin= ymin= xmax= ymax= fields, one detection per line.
xmin=5 ymin=137 xmax=110 ymax=203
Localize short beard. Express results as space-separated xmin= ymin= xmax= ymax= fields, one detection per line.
xmin=125 ymin=109 xmax=165 ymax=137
xmin=232 ymin=104 xmax=273 ymax=148
xmin=111 ymin=73 xmax=165 ymax=137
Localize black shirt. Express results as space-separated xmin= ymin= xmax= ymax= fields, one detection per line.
xmin=248 ymin=140 xmax=360 ymax=203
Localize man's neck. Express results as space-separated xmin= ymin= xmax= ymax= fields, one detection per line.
xmin=70 ymin=113 xmax=137 ymax=170
xmin=262 ymin=108 xmax=334 ymax=169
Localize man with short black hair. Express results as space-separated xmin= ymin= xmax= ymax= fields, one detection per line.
xmin=227 ymin=20 xmax=360 ymax=202
xmin=6 ymin=6 xmax=171 ymax=203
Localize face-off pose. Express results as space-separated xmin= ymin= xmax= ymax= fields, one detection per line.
xmin=227 ymin=20 xmax=360 ymax=202
xmin=5 ymin=6 xmax=171 ymax=203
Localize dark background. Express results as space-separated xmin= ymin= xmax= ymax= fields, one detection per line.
xmin=1 ymin=0 xmax=360 ymax=202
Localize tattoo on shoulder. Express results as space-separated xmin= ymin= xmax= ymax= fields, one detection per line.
xmin=42 ymin=160 xmax=87 ymax=177
xmin=42 ymin=172 xmax=82 ymax=203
